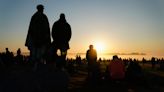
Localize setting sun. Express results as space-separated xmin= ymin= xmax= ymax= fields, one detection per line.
xmin=95 ymin=42 xmax=105 ymax=53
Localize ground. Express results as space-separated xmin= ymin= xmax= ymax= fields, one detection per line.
xmin=0 ymin=63 xmax=164 ymax=92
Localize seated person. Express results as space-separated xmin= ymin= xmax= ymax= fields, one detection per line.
xmin=107 ymin=55 xmax=125 ymax=80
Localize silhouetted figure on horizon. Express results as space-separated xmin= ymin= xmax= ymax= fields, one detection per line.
xmin=86 ymin=45 xmax=97 ymax=65
xmin=86 ymin=45 xmax=100 ymax=82
xmin=25 ymin=4 xmax=51 ymax=71
xmin=4 ymin=48 xmax=14 ymax=65
xmin=76 ymin=54 xmax=82 ymax=66
xmin=15 ymin=48 xmax=23 ymax=64
xmin=5 ymin=48 xmax=10 ymax=54
xmin=142 ymin=57 xmax=146 ymax=66
xmin=159 ymin=58 xmax=164 ymax=71
xmin=52 ymin=13 xmax=72 ymax=69
xmin=151 ymin=57 xmax=156 ymax=69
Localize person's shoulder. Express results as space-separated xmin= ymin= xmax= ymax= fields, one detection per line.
xmin=31 ymin=12 xmax=38 ymax=18
xmin=52 ymin=21 xmax=59 ymax=27
xmin=55 ymin=20 xmax=60 ymax=23
xmin=43 ymin=13 xmax=48 ymax=17
xmin=66 ymin=22 xmax=71 ymax=26
xmin=93 ymin=49 xmax=97 ymax=52
xmin=86 ymin=50 xmax=90 ymax=53
xmin=32 ymin=12 xmax=43 ymax=18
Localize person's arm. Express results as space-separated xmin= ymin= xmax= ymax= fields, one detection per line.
xmin=86 ymin=50 xmax=89 ymax=61
xmin=51 ymin=22 xmax=56 ymax=41
xmin=66 ymin=23 xmax=72 ymax=42
xmin=94 ymin=50 xmax=97 ymax=61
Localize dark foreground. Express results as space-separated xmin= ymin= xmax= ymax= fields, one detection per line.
xmin=0 ymin=64 xmax=164 ymax=92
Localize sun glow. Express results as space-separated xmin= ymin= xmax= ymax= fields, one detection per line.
xmin=94 ymin=42 xmax=105 ymax=54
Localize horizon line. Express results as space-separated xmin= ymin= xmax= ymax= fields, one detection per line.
xmin=17 ymin=52 xmax=146 ymax=55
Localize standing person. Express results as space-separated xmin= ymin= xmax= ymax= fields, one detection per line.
xmin=15 ymin=48 xmax=24 ymax=64
xmin=86 ymin=45 xmax=100 ymax=81
xmin=25 ymin=4 xmax=51 ymax=71
xmin=151 ymin=57 xmax=156 ymax=69
xmin=5 ymin=48 xmax=13 ymax=65
xmin=52 ymin=13 xmax=72 ymax=69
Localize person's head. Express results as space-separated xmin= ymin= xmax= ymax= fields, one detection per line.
xmin=17 ymin=48 xmax=21 ymax=55
xmin=5 ymin=48 xmax=8 ymax=51
xmin=36 ymin=4 xmax=44 ymax=13
xmin=151 ymin=57 xmax=155 ymax=61
xmin=113 ymin=55 xmax=118 ymax=61
xmin=89 ymin=45 xmax=94 ymax=50
xmin=59 ymin=13 xmax=66 ymax=22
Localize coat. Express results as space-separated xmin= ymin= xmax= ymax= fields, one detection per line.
xmin=108 ymin=59 xmax=125 ymax=80
xmin=25 ymin=12 xmax=51 ymax=49
xmin=52 ymin=19 xmax=71 ymax=50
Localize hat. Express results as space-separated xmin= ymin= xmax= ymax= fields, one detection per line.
xmin=37 ymin=4 xmax=44 ymax=10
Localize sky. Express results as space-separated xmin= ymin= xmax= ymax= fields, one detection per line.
xmin=0 ymin=0 xmax=164 ymax=57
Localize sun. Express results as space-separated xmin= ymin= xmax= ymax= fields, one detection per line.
xmin=94 ymin=42 xmax=105 ymax=53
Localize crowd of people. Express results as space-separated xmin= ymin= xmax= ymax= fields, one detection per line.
xmin=0 ymin=48 xmax=26 ymax=66
xmin=0 ymin=45 xmax=164 ymax=91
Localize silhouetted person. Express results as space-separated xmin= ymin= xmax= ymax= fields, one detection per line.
xmin=25 ymin=4 xmax=51 ymax=71
xmin=4 ymin=48 xmax=14 ymax=65
xmin=52 ymin=13 xmax=72 ymax=69
xmin=86 ymin=45 xmax=97 ymax=65
xmin=15 ymin=48 xmax=23 ymax=64
xmin=142 ymin=57 xmax=146 ymax=66
xmin=86 ymin=45 xmax=100 ymax=81
xmin=76 ymin=54 xmax=82 ymax=66
xmin=126 ymin=59 xmax=143 ymax=82
xmin=5 ymin=48 xmax=10 ymax=56
xmin=151 ymin=57 xmax=156 ymax=69
xmin=0 ymin=53 xmax=3 ymax=65
xmin=107 ymin=55 xmax=125 ymax=81
xmin=160 ymin=58 xmax=164 ymax=71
